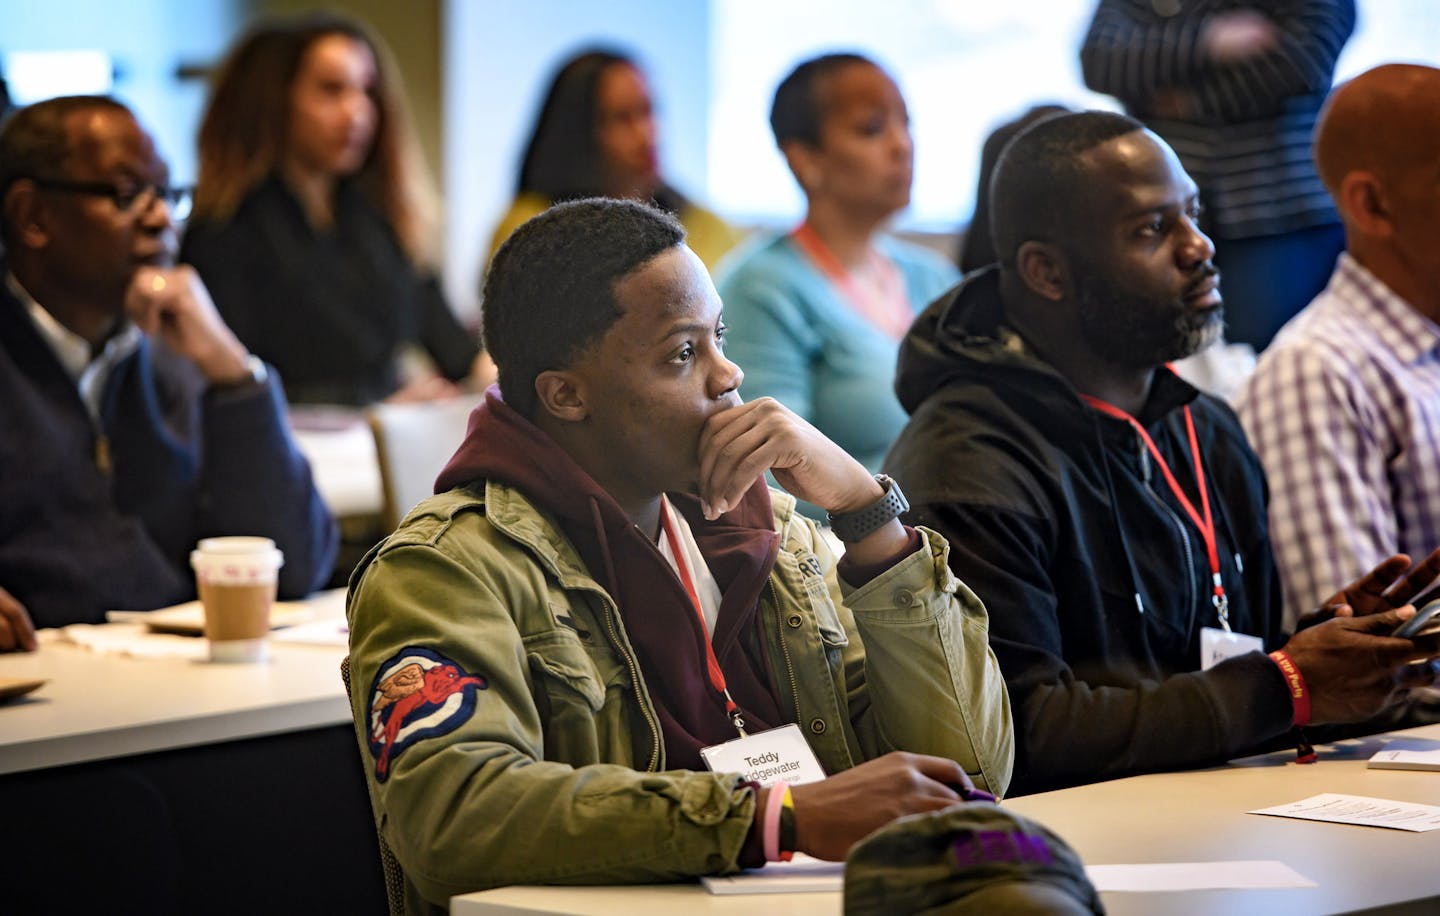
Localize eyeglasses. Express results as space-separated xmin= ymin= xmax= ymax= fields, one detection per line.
xmin=29 ymin=178 xmax=193 ymax=222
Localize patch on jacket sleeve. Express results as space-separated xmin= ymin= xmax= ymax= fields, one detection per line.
xmin=366 ymin=647 xmax=488 ymax=782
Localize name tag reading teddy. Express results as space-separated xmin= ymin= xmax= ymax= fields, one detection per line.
xmin=700 ymin=723 xmax=827 ymax=786
xmin=1200 ymin=626 xmax=1265 ymax=670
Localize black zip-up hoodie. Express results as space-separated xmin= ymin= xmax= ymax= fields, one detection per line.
xmin=884 ymin=267 xmax=1293 ymax=794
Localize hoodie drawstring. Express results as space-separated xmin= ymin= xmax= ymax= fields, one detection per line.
xmin=1090 ymin=419 xmax=1148 ymax=616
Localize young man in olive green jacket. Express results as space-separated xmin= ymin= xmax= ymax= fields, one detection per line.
xmin=346 ymin=199 xmax=1013 ymax=912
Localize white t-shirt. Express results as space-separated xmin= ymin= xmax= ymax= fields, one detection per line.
xmin=656 ymin=495 xmax=724 ymax=636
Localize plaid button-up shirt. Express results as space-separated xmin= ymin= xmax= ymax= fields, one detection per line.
xmin=1237 ymin=254 xmax=1440 ymax=627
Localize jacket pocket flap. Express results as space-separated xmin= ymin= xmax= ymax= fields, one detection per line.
xmin=525 ymin=634 xmax=606 ymax=711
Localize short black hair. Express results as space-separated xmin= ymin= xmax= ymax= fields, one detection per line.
xmin=958 ymin=104 xmax=1072 ymax=272
xmin=989 ymin=110 xmax=1146 ymax=266
xmin=0 ymin=95 xmax=131 ymax=244
xmin=482 ymin=197 xmax=686 ymax=418
xmin=769 ymin=52 xmax=874 ymax=147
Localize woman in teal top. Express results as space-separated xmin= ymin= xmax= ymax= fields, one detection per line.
xmin=717 ymin=53 xmax=958 ymax=502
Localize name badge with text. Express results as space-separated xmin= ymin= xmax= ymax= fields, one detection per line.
xmin=1200 ymin=626 xmax=1265 ymax=670
xmin=700 ymin=723 xmax=827 ymax=786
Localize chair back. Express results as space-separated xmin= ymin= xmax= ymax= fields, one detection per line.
xmin=367 ymin=394 xmax=482 ymax=530
xmin=340 ymin=655 xmax=408 ymax=916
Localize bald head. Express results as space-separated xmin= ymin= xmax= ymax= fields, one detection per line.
xmin=1315 ymin=63 xmax=1440 ymax=321
xmin=1315 ymin=64 xmax=1440 ymax=210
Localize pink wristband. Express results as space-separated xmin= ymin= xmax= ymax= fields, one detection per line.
xmin=763 ymin=780 xmax=789 ymax=863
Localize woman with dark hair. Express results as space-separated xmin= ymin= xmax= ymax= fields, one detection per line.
xmin=716 ymin=53 xmax=958 ymax=501
xmin=486 ymin=48 xmax=741 ymax=269
xmin=183 ymin=13 xmax=491 ymax=407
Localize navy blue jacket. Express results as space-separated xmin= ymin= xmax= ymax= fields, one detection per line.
xmin=0 ymin=267 xmax=338 ymax=628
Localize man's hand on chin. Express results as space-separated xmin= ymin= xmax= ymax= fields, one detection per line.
xmin=697 ymin=398 xmax=909 ymax=563
xmin=125 ymin=265 xmax=254 ymax=385
xmin=697 ymin=398 xmax=878 ymax=520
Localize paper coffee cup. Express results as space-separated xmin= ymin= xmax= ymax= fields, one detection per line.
xmin=191 ymin=537 xmax=285 ymax=663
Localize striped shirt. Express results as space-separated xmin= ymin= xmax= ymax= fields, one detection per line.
xmin=1081 ymin=0 xmax=1354 ymax=239
xmin=1236 ymin=255 xmax=1440 ymax=626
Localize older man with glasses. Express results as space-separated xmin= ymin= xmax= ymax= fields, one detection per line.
xmin=0 ymin=94 xmax=337 ymax=648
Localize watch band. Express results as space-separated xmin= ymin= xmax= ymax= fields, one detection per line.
xmin=827 ymin=474 xmax=909 ymax=543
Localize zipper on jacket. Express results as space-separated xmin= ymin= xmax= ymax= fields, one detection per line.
xmin=767 ymin=580 xmax=803 ymax=720
xmin=93 ymin=431 xmax=112 ymax=475
xmin=1135 ymin=430 xmax=1198 ymax=617
xmin=599 ymin=597 xmax=662 ymax=772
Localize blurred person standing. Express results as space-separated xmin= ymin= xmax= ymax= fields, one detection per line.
xmin=1082 ymin=0 xmax=1354 ymax=352
xmin=486 ymin=48 xmax=742 ymax=271
xmin=716 ymin=54 xmax=958 ymax=510
xmin=184 ymin=13 xmax=491 ymax=407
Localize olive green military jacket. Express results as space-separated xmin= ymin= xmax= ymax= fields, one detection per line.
xmin=346 ymin=480 xmax=1013 ymax=910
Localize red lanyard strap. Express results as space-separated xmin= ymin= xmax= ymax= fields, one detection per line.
xmin=1081 ymin=396 xmax=1229 ymax=626
xmin=660 ymin=503 xmax=748 ymax=735
xmin=790 ymin=222 xmax=912 ymax=340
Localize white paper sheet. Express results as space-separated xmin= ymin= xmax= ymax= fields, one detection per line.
xmin=107 ymin=601 xmax=315 ymax=635
xmin=1085 ymin=860 xmax=1315 ymax=892
xmin=1249 ymin=793 xmax=1440 ymax=831
xmin=701 ymin=856 xmax=1318 ymax=896
xmin=46 ymin=623 xmax=208 ymax=660
xmin=700 ymin=854 xmax=843 ymax=895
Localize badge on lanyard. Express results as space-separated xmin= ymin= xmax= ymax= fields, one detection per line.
xmin=1200 ymin=627 xmax=1265 ymax=670
xmin=700 ymin=722 xmax=828 ymax=786
xmin=1082 ymin=395 xmax=1261 ymax=670
xmin=660 ymin=503 xmax=828 ymax=786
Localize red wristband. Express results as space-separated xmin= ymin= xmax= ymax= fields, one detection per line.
xmin=1269 ymin=650 xmax=1312 ymax=727
xmin=763 ymin=781 xmax=793 ymax=863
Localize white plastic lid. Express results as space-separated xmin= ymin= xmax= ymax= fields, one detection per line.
xmin=195 ymin=536 xmax=278 ymax=555
xmin=191 ymin=537 xmax=284 ymax=583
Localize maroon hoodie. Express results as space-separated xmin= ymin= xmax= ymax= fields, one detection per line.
xmin=436 ymin=390 xmax=785 ymax=770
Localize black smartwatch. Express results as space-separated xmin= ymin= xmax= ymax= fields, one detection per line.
xmin=827 ymin=474 xmax=908 ymax=543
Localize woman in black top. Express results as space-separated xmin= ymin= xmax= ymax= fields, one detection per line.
xmin=183 ymin=13 xmax=489 ymax=406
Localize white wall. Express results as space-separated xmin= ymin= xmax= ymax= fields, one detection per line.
xmin=1 ymin=0 xmax=244 ymax=185
xmin=441 ymin=0 xmax=712 ymax=321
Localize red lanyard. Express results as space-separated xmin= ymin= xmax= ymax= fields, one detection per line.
xmin=1081 ymin=396 xmax=1231 ymax=628
xmin=791 ymin=222 xmax=912 ymax=340
xmin=660 ymin=501 xmax=748 ymax=736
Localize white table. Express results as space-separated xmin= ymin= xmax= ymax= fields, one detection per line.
xmin=452 ymin=724 xmax=1440 ymax=915
xmin=1006 ymin=725 xmax=1440 ymax=915
xmin=0 ymin=588 xmax=386 ymax=913
xmin=0 ymin=588 xmax=351 ymax=775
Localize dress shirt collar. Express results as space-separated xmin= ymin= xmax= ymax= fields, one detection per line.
xmin=1329 ymin=253 xmax=1440 ymax=365
xmin=6 ymin=271 xmax=143 ymax=417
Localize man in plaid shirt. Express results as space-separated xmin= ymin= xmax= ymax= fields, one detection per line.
xmin=1238 ymin=65 xmax=1440 ymax=627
